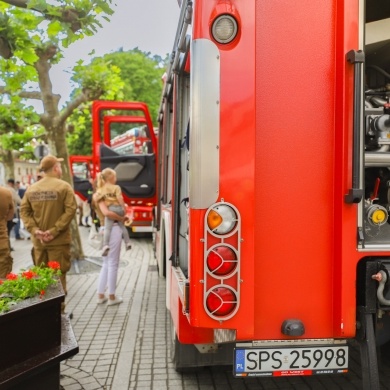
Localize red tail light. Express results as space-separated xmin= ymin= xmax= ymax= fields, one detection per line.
xmin=206 ymin=287 xmax=237 ymax=317
xmin=206 ymin=246 xmax=237 ymax=276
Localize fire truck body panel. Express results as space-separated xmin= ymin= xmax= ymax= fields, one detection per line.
xmin=183 ymin=0 xmax=354 ymax=341
xmin=253 ymin=1 xmax=350 ymax=340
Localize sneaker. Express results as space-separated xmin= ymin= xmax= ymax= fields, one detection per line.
xmin=15 ymin=237 xmax=24 ymax=240
xmin=101 ymin=245 xmax=110 ymax=256
xmin=97 ymin=296 xmax=108 ymax=304
xmin=107 ymin=297 xmax=123 ymax=306
xmin=126 ymin=243 xmax=132 ymax=251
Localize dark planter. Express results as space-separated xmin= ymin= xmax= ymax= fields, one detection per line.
xmin=0 ymin=282 xmax=78 ymax=389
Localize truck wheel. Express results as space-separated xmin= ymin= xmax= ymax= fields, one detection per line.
xmin=169 ymin=315 xmax=200 ymax=372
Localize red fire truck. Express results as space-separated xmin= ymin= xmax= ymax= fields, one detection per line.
xmin=154 ymin=0 xmax=390 ymax=387
xmin=71 ymin=100 xmax=157 ymax=234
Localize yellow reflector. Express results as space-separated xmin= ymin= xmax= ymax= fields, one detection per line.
xmin=372 ymin=209 xmax=386 ymax=224
xmin=207 ymin=209 xmax=223 ymax=230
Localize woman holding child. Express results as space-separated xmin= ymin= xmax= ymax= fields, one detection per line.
xmin=93 ymin=168 xmax=132 ymax=306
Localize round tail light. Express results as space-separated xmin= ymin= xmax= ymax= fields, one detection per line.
xmin=211 ymin=15 xmax=238 ymax=44
xmin=206 ymin=287 xmax=237 ymax=317
xmin=206 ymin=204 xmax=237 ymax=235
xmin=207 ymin=245 xmax=237 ymax=276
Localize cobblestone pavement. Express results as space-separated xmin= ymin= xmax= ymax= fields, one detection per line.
xmin=10 ymin=228 xmax=390 ymax=389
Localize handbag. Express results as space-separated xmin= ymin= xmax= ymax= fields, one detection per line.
xmin=87 ymin=224 xmax=103 ymax=250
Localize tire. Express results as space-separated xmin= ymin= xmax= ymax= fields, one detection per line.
xmin=169 ymin=314 xmax=201 ymax=373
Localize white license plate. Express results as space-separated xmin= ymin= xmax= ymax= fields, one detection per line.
xmin=234 ymin=345 xmax=348 ymax=377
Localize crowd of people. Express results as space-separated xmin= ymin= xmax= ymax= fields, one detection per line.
xmin=0 ymin=155 xmax=131 ymax=312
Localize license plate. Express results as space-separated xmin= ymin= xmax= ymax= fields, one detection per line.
xmin=234 ymin=345 xmax=348 ymax=377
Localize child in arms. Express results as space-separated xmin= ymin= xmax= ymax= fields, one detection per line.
xmin=95 ymin=168 xmax=132 ymax=256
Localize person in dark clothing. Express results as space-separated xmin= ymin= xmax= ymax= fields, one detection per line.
xmin=14 ymin=181 xmax=26 ymax=240
xmin=6 ymin=179 xmax=21 ymax=245
xmin=0 ymin=186 xmax=14 ymax=276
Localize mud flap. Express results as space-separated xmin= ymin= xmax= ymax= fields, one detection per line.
xmin=356 ymin=307 xmax=380 ymax=390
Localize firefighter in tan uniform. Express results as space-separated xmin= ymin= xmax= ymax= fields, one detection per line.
xmin=20 ymin=155 xmax=77 ymax=304
xmin=0 ymin=186 xmax=14 ymax=277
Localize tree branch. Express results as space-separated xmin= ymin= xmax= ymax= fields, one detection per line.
xmin=1 ymin=0 xmax=28 ymax=8
xmin=34 ymin=52 xmax=61 ymax=117
xmin=60 ymin=93 xmax=88 ymax=124
xmin=0 ymin=1 xmax=84 ymax=32
xmin=0 ymin=86 xmax=44 ymax=100
xmin=0 ymin=0 xmax=50 ymax=15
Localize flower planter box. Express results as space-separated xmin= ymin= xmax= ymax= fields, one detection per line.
xmin=0 ymin=282 xmax=79 ymax=389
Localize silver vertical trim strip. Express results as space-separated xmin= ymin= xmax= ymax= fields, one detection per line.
xmin=189 ymin=39 xmax=220 ymax=209
xmin=358 ymin=0 xmax=365 ymax=239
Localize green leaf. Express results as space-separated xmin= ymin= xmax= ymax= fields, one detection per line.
xmin=47 ymin=20 xmax=62 ymax=37
xmin=26 ymin=0 xmax=48 ymax=12
xmin=20 ymin=48 xmax=39 ymax=64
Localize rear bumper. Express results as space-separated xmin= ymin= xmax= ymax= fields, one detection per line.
xmin=130 ymin=225 xmax=153 ymax=233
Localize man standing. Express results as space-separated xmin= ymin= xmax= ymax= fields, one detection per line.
xmin=0 ymin=186 xmax=14 ymax=278
xmin=20 ymin=155 xmax=77 ymax=308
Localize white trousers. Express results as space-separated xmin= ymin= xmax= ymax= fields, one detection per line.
xmin=97 ymin=224 xmax=122 ymax=295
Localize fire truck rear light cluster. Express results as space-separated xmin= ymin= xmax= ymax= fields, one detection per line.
xmin=204 ymin=201 xmax=241 ymax=320
xmin=211 ymin=14 xmax=238 ymax=44
xmin=206 ymin=287 xmax=237 ymax=317
xmin=206 ymin=245 xmax=237 ymax=276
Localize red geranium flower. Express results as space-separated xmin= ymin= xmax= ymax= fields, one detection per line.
xmin=22 ymin=270 xmax=36 ymax=280
xmin=47 ymin=261 xmax=60 ymax=270
xmin=6 ymin=273 xmax=18 ymax=280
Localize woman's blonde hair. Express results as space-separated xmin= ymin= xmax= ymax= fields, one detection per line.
xmin=97 ymin=168 xmax=116 ymax=189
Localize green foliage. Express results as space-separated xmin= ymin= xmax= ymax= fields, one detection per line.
xmin=0 ymin=261 xmax=61 ymax=314
xmin=0 ymin=9 xmax=42 ymax=55
xmin=0 ymin=100 xmax=40 ymax=132
xmin=66 ymin=58 xmax=125 ymax=156
xmin=66 ymin=102 xmax=92 ymax=155
xmin=0 ymin=96 xmax=42 ymax=161
xmin=66 ymin=48 xmax=167 ymax=156
xmin=0 ymin=0 xmax=116 ymax=161
xmin=101 ymin=48 xmax=167 ymax=123
xmin=71 ymin=58 xmax=124 ymax=100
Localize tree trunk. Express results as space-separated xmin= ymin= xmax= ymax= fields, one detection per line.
xmin=1 ymin=149 xmax=15 ymax=181
xmin=35 ymin=47 xmax=88 ymax=261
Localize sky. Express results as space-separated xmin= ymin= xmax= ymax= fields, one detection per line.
xmin=50 ymin=0 xmax=181 ymax=106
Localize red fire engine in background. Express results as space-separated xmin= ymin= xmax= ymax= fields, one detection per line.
xmin=154 ymin=0 xmax=390 ymax=388
xmin=70 ymin=100 xmax=157 ymax=234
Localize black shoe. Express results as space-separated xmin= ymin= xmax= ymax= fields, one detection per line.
xmin=10 ymin=247 xmax=14 ymax=251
